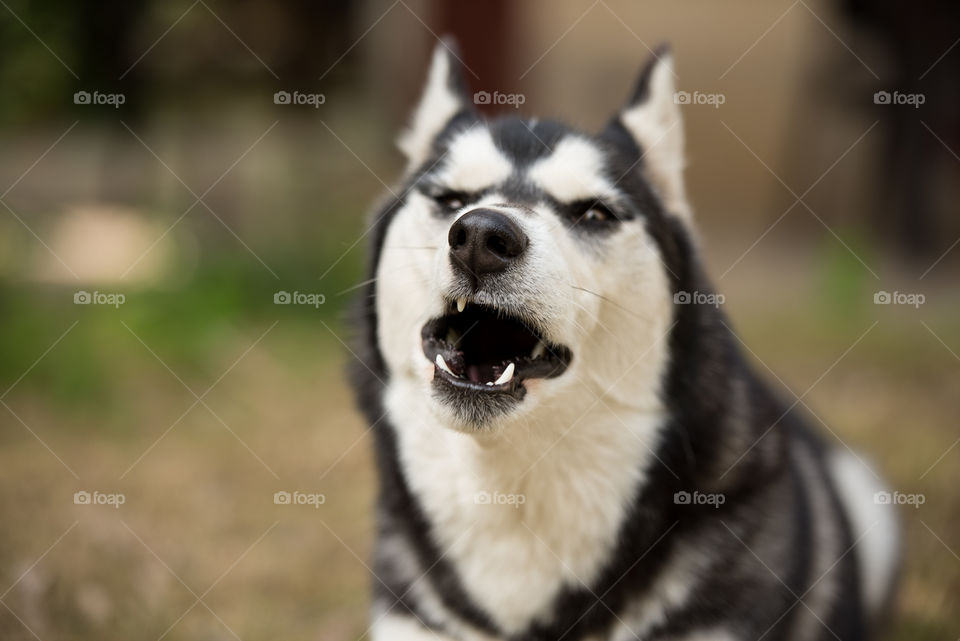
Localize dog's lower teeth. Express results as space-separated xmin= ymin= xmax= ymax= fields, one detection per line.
xmin=435 ymin=354 xmax=455 ymax=376
xmin=531 ymin=342 xmax=546 ymax=360
xmin=446 ymin=328 xmax=459 ymax=345
xmin=493 ymin=363 xmax=515 ymax=386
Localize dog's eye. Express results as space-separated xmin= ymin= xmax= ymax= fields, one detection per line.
xmin=433 ymin=192 xmax=469 ymax=213
xmin=576 ymin=203 xmax=616 ymax=226
xmin=583 ymin=206 xmax=610 ymax=223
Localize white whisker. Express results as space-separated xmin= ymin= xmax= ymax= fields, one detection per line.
xmin=568 ymin=284 xmax=653 ymax=323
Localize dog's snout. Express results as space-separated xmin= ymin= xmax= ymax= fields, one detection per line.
xmin=448 ymin=209 xmax=528 ymax=277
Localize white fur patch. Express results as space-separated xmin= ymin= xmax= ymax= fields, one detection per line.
xmin=527 ymin=137 xmax=617 ymax=203
xmin=434 ymin=127 xmax=515 ymax=192
xmin=375 ymin=192 xmax=449 ymax=382
xmin=828 ymin=450 xmax=900 ymax=615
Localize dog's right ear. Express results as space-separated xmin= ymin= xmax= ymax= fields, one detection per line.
xmin=398 ymin=38 xmax=474 ymax=170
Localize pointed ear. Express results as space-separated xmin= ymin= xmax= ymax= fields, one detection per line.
xmin=398 ymin=38 xmax=474 ymax=169
xmin=615 ymin=45 xmax=691 ymax=223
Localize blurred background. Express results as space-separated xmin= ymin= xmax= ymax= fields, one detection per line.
xmin=0 ymin=0 xmax=958 ymax=639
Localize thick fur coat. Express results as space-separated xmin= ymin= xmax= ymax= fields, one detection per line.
xmin=349 ymin=41 xmax=899 ymax=641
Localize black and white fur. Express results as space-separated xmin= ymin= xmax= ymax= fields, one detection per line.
xmin=349 ymin=41 xmax=900 ymax=641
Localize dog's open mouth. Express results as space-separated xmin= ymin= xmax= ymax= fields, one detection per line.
xmin=421 ymin=299 xmax=572 ymax=397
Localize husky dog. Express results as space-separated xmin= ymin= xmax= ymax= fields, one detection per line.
xmin=349 ymin=40 xmax=899 ymax=641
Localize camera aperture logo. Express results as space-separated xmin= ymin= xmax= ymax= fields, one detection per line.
xmin=873 ymin=90 xmax=924 ymax=108
xmin=473 ymin=90 xmax=526 ymax=109
xmin=874 ymin=490 xmax=924 ymax=509
xmin=874 ymin=290 xmax=924 ymax=308
xmin=273 ymin=290 xmax=325 ymax=308
xmin=74 ymin=290 xmax=125 ymax=308
xmin=674 ymin=490 xmax=725 ymax=508
xmin=674 ymin=290 xmax=725 ymax=308
xmin=674 ymin=90 xmax=725 ymax=108
xmin=274 ymin=90 xmax=325 ymax=108
xmin=474 ymin=490 xmax=526 ymax=508
xmin=274 ymin=490 xmax=325 ymax=508
xmin=74 ymin=90 xmax=125 ymax=108
xmin=73 ymin=490 xmax=125 ymax=508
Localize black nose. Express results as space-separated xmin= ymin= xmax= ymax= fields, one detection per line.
xmin=448 ymin=209 xmax=529 ymax=277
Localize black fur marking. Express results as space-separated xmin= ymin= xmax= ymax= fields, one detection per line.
xmin=489 ymin=118 xmax=569 ymax=167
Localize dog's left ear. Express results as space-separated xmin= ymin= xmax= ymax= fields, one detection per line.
xmin=610 ymin=45 xmax=691 ymax=223
xmin=398 ymin=38 xmax=474 ymax=170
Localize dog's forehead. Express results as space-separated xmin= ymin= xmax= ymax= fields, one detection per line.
xmin=433 ymin=126 xmax=514 ymax=191
xmin=433 ymin=118 xmax=616 ymax=202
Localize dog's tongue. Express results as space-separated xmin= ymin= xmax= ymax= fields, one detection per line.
xmin=465 ymin=362 xmax=511 ymax=385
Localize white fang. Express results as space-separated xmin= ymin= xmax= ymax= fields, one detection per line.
xmin=493 ymin=363 xmax=515 ymax=385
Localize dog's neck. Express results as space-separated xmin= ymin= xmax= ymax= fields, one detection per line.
xmin=383 ymin=376 xmax=669 ymax=634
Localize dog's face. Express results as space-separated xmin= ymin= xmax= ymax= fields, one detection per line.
xmin=373 ymin=42 xmax=691 ymax=432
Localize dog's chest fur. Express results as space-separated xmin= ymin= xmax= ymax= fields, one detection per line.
xmin=385 ymin=379 xmax=666 ymax=634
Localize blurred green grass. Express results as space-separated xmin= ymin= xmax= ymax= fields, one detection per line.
xmin=0 ymin=249 xmax=362 ymax=406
